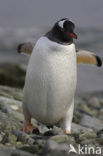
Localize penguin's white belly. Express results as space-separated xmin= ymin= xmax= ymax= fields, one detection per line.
xmin=23 ymin=37 xmax=77 ymax=125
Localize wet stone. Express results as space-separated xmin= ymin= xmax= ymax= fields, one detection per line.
xmin=88 ymin=97 xmax=101 ymax=109
xmin=0 ymin=85 xmax=103 ymax=155
xmin=44 ymin=130 xmax=57 ymax=136
xmin=97 ymin=129 xmax=103 ymax=138
xmin=79 ymin=114 xmax=103 ymax=132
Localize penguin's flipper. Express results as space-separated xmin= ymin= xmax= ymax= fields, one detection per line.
xmin=17 ymin=42 xmax=34 ymax=55
xmin=76 ymin=50 xmax=102 ymax=67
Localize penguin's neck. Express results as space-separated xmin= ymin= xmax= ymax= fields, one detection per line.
xmin=45 ymin=28 xmax=73 ymax=45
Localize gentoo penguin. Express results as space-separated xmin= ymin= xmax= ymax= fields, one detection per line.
xmin=21 ymin=18 xmax=102 ymax=134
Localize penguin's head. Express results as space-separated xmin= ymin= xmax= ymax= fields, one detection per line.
xmin=48 ymin=18 xmax=77 ymax=44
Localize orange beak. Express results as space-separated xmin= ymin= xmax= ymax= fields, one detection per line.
xmin=68 ymin=32 xmax=77 ymax=39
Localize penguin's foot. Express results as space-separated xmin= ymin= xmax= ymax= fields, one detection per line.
xmin=64 ymin=129 xmax=71 ymax=134
xmin=23 ymin=121 xmax=38 ymax=134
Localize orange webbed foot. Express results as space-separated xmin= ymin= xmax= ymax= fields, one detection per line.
xmin=64 ymin=129 xmax=71 ymax=134
xmin=23 ymin=121 xmax=39 ymax=134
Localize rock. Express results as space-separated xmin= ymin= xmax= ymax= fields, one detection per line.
xmin=96 ymin=137 xmax=103 ymax=145
xmin=96 ymin=129 xmax=103 ymax=145
xmin=0 ymin=132 xmax=7 ymax=143
xmin=79 ymin=114 xmax=103 ymax=132
xmin=0 ymin=85 xmax=22 ymax=101
xmin=19 ymin=145 xmax=41 ymax=155
xmin=53 ymin=126 xmax=64 ymax=135
xmin=12 ymin=130 xmax=35 ymax=145
xmin=0 ymin=147 xmax=34 ymax=156
xmin=80 ymin=104 xmax=93 ymax=115
xmin=97 ymin=129 xmax=103 ymax=138
xmin=0 ymin=96 xmax=22 ymax=113
xmin=88 ymin=97 xmax=101 ymax=109
xmin=78 ymin=131 xmax=97 ymax=146
xmin=44 ymin=130 xmax=57 ymax=136
xmin=42 ymin=140 xmax=59 ymax=152
xmin=0 ymin=85 xmax=103 ymax=155
xmin=0 ymin=96 xmax=23 ymax=122
xmin=80 ymin=138 xmax=100 ymax=146
xmin=0 ymin=98 xmax=11 ymax=113
xmin=73 ymin=111 xmax=82 ymax=124
xmin=76 ymin=102 xmax=98 ymax=117
xmin=50 ymin=135 xmax=75 ymax=144
xmin=38 ymin=125 xmax=49 ymax=134
xmin=100 ymin=99 xmax=103 ymax=105
xmin=42 ymin=140 xmax=69 ymax=156
xmin=79 ymin=131 xmax=96 ymax=140
xmin=99 ymin=109 xmax=103 ymax=120
xmin=0 ymin=63 xmax=26 ymax=88
xmin=71 ymin=122 xmax=93 ymax=134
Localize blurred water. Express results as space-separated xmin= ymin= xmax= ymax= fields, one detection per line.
xmin=0 ymin=27 xmax=103 ymax=93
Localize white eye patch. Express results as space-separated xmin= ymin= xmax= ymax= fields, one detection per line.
xmin=58 ymin=19 xmax=67 ymax=29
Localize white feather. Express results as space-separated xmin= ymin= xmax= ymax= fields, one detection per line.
xmin=58 ymin=19 xmax=67 ymax=28
xmin=23 ymin=37 xmax=77 ymax=125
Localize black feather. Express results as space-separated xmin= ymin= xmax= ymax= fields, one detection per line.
xmin=17 ymin=43 xmax=24 ymax=53
xmin=95 ymin=55 xmax=102 ymax=67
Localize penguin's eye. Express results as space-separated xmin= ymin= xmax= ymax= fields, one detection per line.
xmin=63 ymin=21 xmax=75 ymax=32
